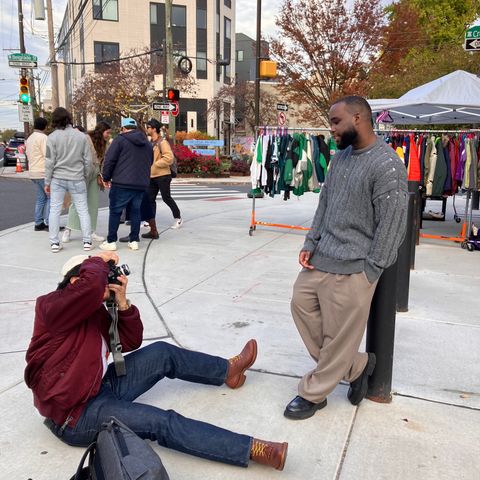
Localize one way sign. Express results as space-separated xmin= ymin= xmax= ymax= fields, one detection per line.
xmin=152 ymin=102 xmax=175 ymax=111
xmin=464 ymin=38 xmax=480 ymax=51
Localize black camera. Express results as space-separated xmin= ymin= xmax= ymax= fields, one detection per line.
xmin=107 ymin=261 xmax=130 ymax=285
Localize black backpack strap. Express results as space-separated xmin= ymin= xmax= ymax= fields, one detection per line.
xmin=69 ymin=442 xmax=96 ymax=480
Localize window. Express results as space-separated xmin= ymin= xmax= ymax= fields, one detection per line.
xmin=94 ymin=41 xmax=119 ymax=73
xmin=172 ymin=5 xmax=186 ymax=27
xmin=197 ymin=0 xmax=207 ymax=79
xmin=224 ymin=17 xmax=231 ymax=82
xmin=236 ymin=50 xmax=244 ymax=62
xmin=172 ymin=5 xmax=187 ymax=52
xmin=150 ymin=4 xmax=157 ymax=24
xmin=224 ymin=0 xmax=231 ymax=8
xmin=197 ymin=51 xmax=207 ymax=79
xmin=93 ymin=0 xmax=118 ymax=21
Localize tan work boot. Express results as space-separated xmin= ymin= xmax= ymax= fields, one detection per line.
xmin=250 ymin=439 xmax=288 ymax=471
xmin=225 ymin=339 xmax=257 ymax=389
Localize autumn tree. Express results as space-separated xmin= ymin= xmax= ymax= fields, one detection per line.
xmin=369 ymin=0 xmax=480 ymax=98
xmin=207 ymin=80 xmax=278 ymax=134
xmin=270 ymin=0 xmax=386 ymax=125
xmin=71 ymin=48 xmax=197 ymax=127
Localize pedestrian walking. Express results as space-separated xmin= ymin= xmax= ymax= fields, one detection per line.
xmin=44 ymin=107 xmax=93 ymax=253
xmin=284 ymin=96 xmax=408 ymax=420
xmin=142 ymin=119 xmax=182 ymax=238
xmin=100 ymin=118 xmax=152 ymax=251
xmin=26 ymin=117 xmax=49 ymax=231
xmin=63 ymin=121 xmax=111 ymax=244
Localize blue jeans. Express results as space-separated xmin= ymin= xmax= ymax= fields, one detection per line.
xmin=49 ymin=179 xmax=91 ymax=244
xmin=51 ymin=342 xmax=252 ymax=467
xmin=31 ymin=178 xmax=50 ymax=225
xmin=108 ymin=186 xmax=145 ymax=242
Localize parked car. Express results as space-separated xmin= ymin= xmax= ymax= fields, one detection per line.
xmin=3 ymin=136 xmax=25 ymax=167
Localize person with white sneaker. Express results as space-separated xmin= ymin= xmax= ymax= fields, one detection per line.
xmin=44 ymin=107 xmax=93 ymax=253
xmin=63 ymin=122 xmax=111 ymax=245
xmin=143 ymin=120 xmax=182 ymax=238
xmin=100 ymin=118 xmax=153 ymax=252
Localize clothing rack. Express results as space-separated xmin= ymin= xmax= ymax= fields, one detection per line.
xmin=249 ymin=126 xmax=330 ymax=236
xmin=375 ymin=128 xmax=480 ymax=134
xmin=381 ymin=129 xmax=479 ymax=246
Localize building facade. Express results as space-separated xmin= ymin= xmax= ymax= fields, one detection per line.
xmin=57 ymin=0 xmax=235 ymax=138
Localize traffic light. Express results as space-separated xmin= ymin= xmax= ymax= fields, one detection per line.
xmin=167 ymin=88 xmax=179 ymax=102
xmin=19 ymin=76 xmax=30 ymax=104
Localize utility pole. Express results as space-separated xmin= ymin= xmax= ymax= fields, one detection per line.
xmin=165 ymin=0 xmax=175 ymax=140
xmin=17 ymin=0 xmax=30 ymax=137
xmin=46 ymin=0 xmax=59 ymax=109
xmin=254 ymin=0 xmax=262 ymax=130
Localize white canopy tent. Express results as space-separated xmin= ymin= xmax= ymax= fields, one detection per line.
xmin=368 ymin=70 xmax=480 ymax=125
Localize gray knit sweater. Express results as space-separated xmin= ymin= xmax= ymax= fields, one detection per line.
xmin=303 ymin=137 xmax=408 ymax=283
xmin=45 ymin=125 xmax=92 ymax=185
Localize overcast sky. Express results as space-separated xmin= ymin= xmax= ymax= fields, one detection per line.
xmin=0 ymin=0 xmax=298 ymax=129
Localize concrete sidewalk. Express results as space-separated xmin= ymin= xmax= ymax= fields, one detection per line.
xmin=0 ymin=188 xmax=479 ymax=479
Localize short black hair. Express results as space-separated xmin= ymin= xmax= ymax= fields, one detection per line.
xmin=332 ymin=95 xmax=372 ymax=118
xmin=51 ymin=107 xmax=73 ymax=130
xmin=147 ymin=118 xmax=161 ymax=133
xmin=57 ymin=264 xmax=82 ymax=290
xmin=33 ymin=117 xmax=48 ymax=131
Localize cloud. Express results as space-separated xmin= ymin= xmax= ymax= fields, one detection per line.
xmin=236 ymin=0 xmax=284 ymax=38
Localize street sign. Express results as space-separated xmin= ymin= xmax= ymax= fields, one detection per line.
xmin=8 ymin=53 xmax=38 ymax=68
xmin=465 ymin=26 xmax=480 ymax=39
xmin=171 ymin=100 xmax=179 ymax=117
xmin=464 ymin=38 xmax=480 ymax=51
xmin=161 ymin=112 xmax=169 ymax=124
xmin=278 ymin=111 xmax=287 ymax=125
xmin=18 ymin=103 xmax=33 ymax=122
xmin=152 ymin=102 xmax=175 ymax=111
xmin=184 ymin=140 xmax=225 ymax=147
xmin=277 ymin=103 xmax=288 ymax=112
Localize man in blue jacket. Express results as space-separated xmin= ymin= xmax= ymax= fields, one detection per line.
xmin=101 ymin=118 xmax=153 ymax=251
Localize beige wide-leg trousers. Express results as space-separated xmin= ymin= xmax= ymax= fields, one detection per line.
xmin=291 ymin=269 xmax=378 ymax=403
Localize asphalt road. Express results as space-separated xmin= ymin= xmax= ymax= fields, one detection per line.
xmin=0 ymin=177 xmax=110 ymax=231
xmin=0 ymin=177 xmax=250 ymax=231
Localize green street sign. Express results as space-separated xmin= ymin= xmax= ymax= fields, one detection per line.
xmin=8 ymin=53 xmax=38 ymax=68
xmin=465 ymin=26 xmax=480 ymax=39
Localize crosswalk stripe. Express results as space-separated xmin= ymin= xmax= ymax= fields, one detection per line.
xmin=158 ymin=192 xmax=245 ymax=199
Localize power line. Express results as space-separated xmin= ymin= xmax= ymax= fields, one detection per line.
xmin=55 ymin=46 xmax=164 ymax=66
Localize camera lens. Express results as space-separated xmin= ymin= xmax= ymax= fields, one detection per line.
xmin=118 ymin=264 xmax=130 ymax=277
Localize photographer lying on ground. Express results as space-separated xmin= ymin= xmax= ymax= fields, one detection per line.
xmin=24 ymin=253 xmax=288 ymax=471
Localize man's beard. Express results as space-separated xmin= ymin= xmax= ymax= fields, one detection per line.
xmin=336 ymin=127 xmax=358 ymax=150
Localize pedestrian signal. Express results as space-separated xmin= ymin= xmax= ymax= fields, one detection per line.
xmin=19 ymin=76 xmax=30 ymax=104
xmin=167 ymin=88 xmax=179 ymax=102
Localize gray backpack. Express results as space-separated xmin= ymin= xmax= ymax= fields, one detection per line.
xmin=71 ymin=417 xmax=170 ymax=480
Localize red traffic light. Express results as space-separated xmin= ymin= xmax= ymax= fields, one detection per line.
xmin=167 ymin=88 xmax=179 ymax=102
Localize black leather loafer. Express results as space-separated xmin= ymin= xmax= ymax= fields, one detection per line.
xmin=348 ymin=352 xmax=376 ymax=405
xmin=284 ymin=395 xmax=327 ymax=420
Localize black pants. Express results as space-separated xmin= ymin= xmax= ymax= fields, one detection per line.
xmin=148 ymin=175 xmax=181 ymax=219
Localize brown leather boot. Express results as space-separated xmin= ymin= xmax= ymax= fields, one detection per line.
xmin=250 ymin=439 xmax=288 ymax=471
xmin=141 ymin=218 xmax=159 ymax=239
xmin=225 ymin=339 xmax=257 ymax=389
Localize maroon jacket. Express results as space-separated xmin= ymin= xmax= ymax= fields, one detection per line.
xmin=24 ymin=257 xmax=143 ymax=427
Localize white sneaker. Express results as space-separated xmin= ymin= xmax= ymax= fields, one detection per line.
xmin=128 ymin=241 xmax=139 ymax=250
xmin=91 ymin=232 xmax=105 ymax=242
xmin=171 ymin=218 xmax=183 ymax=229
xmin=142 ymin=221 xmax=150 ymax=228
xmin=100 ymin=241 xmax=117 ymax=251
xmin=51 ymin=243 xmax=62 ymax=253
xmin=83 ymin=242 xmax=93 ymax=251
xmin=62 ymin=228 xmax=71 ymax=243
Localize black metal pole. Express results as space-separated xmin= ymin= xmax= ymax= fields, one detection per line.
xmin=366 ymin=260 xmax=398 ymax=403
xmin=396 ymin=192 xmax=415 ymax=312
xmin=408 ymin=181 xmax=421 ymax=263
